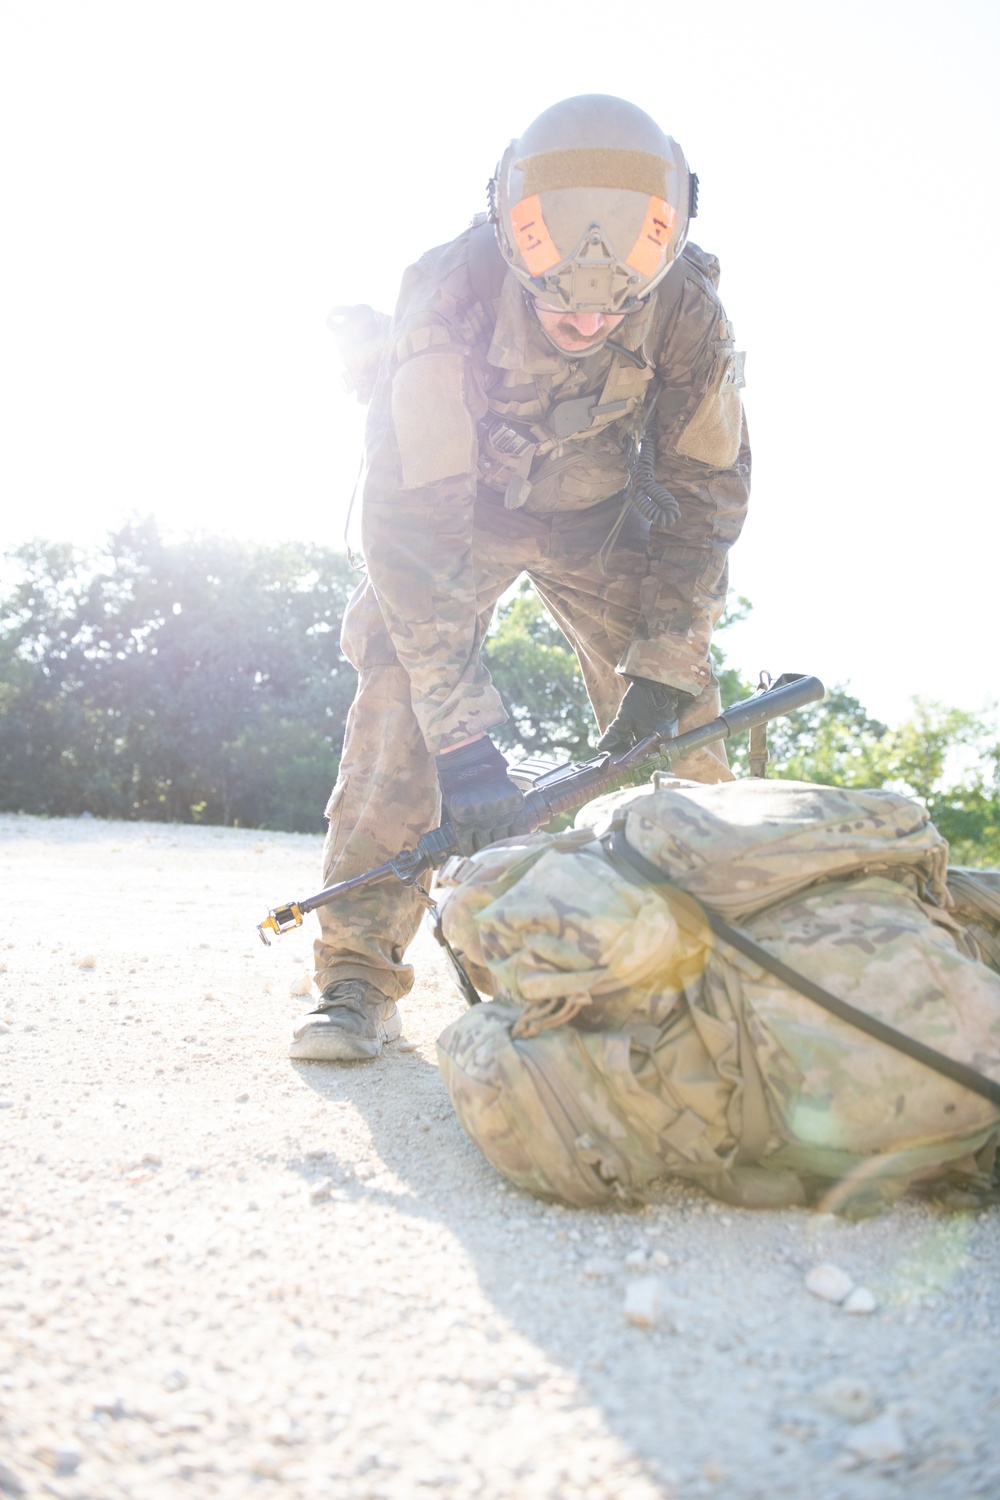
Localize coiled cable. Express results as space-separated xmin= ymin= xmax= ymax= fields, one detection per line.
xmin=627 ymin=437 xmax=679 ymax=527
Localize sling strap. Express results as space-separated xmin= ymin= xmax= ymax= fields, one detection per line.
xmin=467 ymin=217 xmax=508 ymax=317
xmin=606 ymin=828 xmax=1000 ymax=1111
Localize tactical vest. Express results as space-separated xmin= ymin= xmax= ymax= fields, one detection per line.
xmin=332 ymin=219 xmax=697 ymax=513
xmin=467 ymin=217 xmax=687 ymax=512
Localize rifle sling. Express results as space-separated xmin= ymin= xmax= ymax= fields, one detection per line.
xmin=606 ymin=828 xmax=1000 ymax=1111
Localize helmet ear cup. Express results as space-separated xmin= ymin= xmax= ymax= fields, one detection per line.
xmin=491 ymin=142 xmax=518 ymax=263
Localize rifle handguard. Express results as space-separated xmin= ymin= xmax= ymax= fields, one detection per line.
xmin=522 ymin=674 xmax=825 ymax=825
xmin=255 ymin=673 xmax=825 ymax=940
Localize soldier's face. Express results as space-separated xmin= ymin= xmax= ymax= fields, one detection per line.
xmin=531 ymin=300 xmax=627 ymax=353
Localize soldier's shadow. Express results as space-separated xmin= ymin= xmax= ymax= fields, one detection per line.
xmin=290 ymin=1033 xmax=719 ymax=1494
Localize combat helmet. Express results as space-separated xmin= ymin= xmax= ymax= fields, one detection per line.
xmin=490 ymin=95 xmax=696 ymax=315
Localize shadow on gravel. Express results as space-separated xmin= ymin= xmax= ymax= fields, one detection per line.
xmin=289 ymin=1043 xmax=733 ymax=1498
xmin=285 ymin=1006 xmax=1000 ymax=1500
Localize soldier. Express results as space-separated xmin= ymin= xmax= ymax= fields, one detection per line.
xmin=292 ymin=94 xmax=751 ymax=1062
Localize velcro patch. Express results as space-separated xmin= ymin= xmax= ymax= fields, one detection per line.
xmin=675 ymin=350 xmax=746 ymax=469
xmin=391 ymin=353 xmax=478 ymax=489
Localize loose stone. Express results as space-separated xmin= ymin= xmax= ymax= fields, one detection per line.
xmin=843 ymin=1413 xmax=907 ymax=1463
xmin=813 ymin=1377 xmax=878 ymax=1424
xmin=37 ymin=1444 xmax=82 ymax=1475
xmin=624 ymin=1276 xmax=662 ymax=1328
xmin=805 ymin=1263 xmax=855 ymax=1304
xmin=582 ymin=1256 xmax=617 ymax=1279
xmin=0 ymin=1461 xmax=25 ymax=1494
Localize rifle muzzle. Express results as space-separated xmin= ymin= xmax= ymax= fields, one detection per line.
xmin=257 ymin=901 xmax=305 ymax=946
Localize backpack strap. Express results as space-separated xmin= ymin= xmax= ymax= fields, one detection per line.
xmin=467 ymin=217 xmax=508 ymax=318
xmin=606 ymin=828 xmax=1000 ymax=1111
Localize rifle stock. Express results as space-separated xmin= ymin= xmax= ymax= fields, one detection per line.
xmin=256 ymin=673 xmax=825 ymax=944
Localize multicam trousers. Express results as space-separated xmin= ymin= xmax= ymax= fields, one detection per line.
xmin=315 ymin=490 xmax=732 ymax=1001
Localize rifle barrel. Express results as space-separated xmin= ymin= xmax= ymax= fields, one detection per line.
xmin=256 ymin=673 xmax=825 ymax=935
xmin=526 ymin=674 xmax=825 ymax=824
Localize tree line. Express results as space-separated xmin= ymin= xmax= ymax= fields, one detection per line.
xmin=0 ymin=521 xmax=358 ymax=832
xmin=1 ymin=526 xmax=998 ymax=862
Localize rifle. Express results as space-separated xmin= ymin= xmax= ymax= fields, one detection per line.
xmin=256 ymin=672 xmax=825 ymax=945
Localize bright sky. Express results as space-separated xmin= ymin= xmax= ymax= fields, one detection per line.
xmin=2 ymin=0 xmax=998 ymax=727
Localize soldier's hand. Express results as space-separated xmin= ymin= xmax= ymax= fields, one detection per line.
xmin=597 ymin=678 xmax=694 ymax=753
xmin=436 ymin=735 xmax=526 ymax=855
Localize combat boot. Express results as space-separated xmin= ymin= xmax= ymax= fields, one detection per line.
xmin=289 ymin=979 xmax=401 ymax=1063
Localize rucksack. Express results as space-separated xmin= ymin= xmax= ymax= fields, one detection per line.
xmin=435 ymin=779 xmax=1000 ymax=1211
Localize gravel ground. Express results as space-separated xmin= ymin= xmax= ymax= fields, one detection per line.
xmin=1 ymin=812 xmax=999 ymax=1500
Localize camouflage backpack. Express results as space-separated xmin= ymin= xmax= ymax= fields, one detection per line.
xmin=435 ymin=779 xmax=1000 ymax=1211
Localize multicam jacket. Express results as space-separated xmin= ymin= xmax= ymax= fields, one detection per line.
xmin=359 ymin=224 xmax=751 ymax=753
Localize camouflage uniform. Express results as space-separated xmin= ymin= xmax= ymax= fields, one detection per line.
xmin=315 ymin=226 xmax=751 ymax=1001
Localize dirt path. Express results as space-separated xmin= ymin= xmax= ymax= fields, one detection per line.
xmin=1 ymin=813 xmax=998 ymax=1499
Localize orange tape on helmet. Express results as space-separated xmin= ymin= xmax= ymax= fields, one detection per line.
xmin=626 ymin=197 xmax=678 ymax=279
xmin=510 ymin=195 xmax=562 ymax=277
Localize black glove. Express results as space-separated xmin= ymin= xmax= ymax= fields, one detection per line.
xmin=436 ymin=735 xmax=526 ymax=855
xmin=596 ymin=678 xmax=694 ymax=753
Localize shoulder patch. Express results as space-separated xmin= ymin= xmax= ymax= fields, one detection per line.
xmin=391 ymin=353 xmax=478 ymax=489
xmin=675 ymin=349 xmax=746 ymax=468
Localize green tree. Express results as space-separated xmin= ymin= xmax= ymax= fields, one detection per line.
xmin=482 ymin=582 xmax=1000 ymax=862
xmin=483 ymin=582 xmax=596 ymax=759
xmin=764 ymin=687 xmax=889 ymax=786
xmin=482 ymin=584 xmax=760 ymax=766
xmin=764 ymin=689 xmax=1000 ymax=866
xmin=712 ymin=595 xmax=756 ymax=712
xmin=865 ymin=702 xmax=1000 ymax=866
xmin=0 ymin=519 xmax=358 ymax=830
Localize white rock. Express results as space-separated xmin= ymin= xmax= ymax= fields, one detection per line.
xmin=813 ymin=1377 xmax=877 ymax=1424
xmin=842 ymin=1286 xmax=878 ymax=1315
xmin=0 ymin=1461 xmax=24 ymax=1494
xmin=289 ymin=971 xmax=313 ymax=998
xmin=843 ymin=1412 xmax=906 ymax=1463
xmin=582 ymin=1256 xmax=617 ymax=1279
xmin=250 ymin=1452 xmax=284 ymax=1479
xmin=624 ymin=1247 xmax=650 ymax=1270
xmin=653 ymin=1249 xmax=671 ymax=1268
xmin=310 ymin=1179 xmax=333 ymax=1202
xmin=624 ymin=1276 xmax=662 ymax=1328
xmin=92 ymin=1394 xmax=132 ymax=1419
xmin=37 ymin=1444 xmax=82 ymax=1474
xmin=805 ymin=1262 xmax=855 ymax=1303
